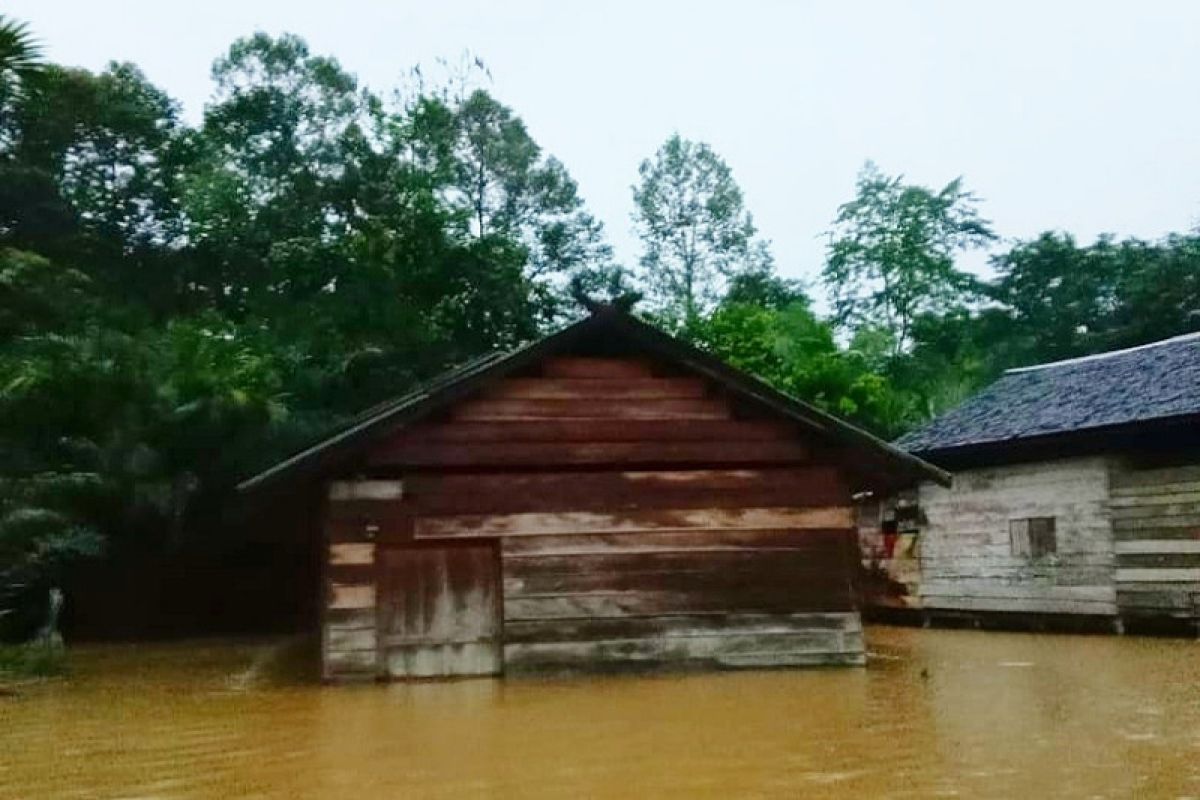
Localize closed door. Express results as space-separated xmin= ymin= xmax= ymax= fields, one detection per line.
xmin=379 ymin=545 xmax=501 ymax=678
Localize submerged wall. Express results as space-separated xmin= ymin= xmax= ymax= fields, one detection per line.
xmin=883 ymin=453 xmax=1200 ymax=633
xmin=320 ymin=355 xmax=868 ymax=681
xmin=1109 ymin=461 xmax=1200 ymax=627
xmin=915 ymin=456 xmax=1118 ymax=619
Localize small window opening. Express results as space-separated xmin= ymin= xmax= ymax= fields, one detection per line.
xmin=1010 ymin=517 xmax=1057 ymax=558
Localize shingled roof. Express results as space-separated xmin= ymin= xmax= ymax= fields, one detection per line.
xmin=896 ymin=332 xmax=1200 ymax=456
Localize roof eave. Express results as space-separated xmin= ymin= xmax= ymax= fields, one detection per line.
xmin=906 ymin=411 xmax=1200 ymax=468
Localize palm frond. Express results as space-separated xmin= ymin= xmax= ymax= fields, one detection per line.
xmin=0 ymin=15 xmax=43 ymax=110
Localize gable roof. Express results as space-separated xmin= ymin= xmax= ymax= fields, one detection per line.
xmin=896 ymin=332 xmax=1200 ymax=457
xmin=238 ymin=306 xmax=947 ymax=493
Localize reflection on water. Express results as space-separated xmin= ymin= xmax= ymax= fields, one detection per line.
xmin=2 ymin=627 xmax=1199 ymax=798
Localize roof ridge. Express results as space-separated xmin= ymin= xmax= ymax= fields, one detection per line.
xmin=1005 ymin=331 xmax=1200 ymax=374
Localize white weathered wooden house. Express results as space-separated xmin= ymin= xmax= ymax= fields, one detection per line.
xmin=888 ymin=333 xmax=1200 ymax=634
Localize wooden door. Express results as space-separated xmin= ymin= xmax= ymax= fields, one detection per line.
xmin=379 ymin=544 xmax=501 ymax=678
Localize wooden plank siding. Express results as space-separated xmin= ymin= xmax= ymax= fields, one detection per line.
xmin=321 ymin=482 xmax=379 ymax=681
xmin=916 ymin=457 xmax=1119 ymax=618
xmin=319 ymin=355 xmax=867 ymax=678
xmin=1110 ymin=462 xmax=1200 ymax=622
xmin=501 ymin=528 xmax=861 ymax=673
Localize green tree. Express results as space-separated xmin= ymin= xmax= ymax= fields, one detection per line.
xmin=990 ymin=231 xmax=1200 ymax=363
xmin=0 ymin=16 xmax=41 ymax=90
xmin=0 ymin=14 xmax=42 ymax=143
xmin=823 ymin=162 xmax=995 ymax=355
xmin=5 ymin=63 xmax=187 ymax=314
xmin=1112 ymin=233 xmax=1200 ymax=345
xmin=183 ymin=33 xmax=370 ymax=318
xmin=688 ymin=287 xmax=910 ymax=435
xmin=430 ymin=89 xmax=616 ymax=314
xmin=986 ymin=231 xmax=1120 ymax=361
xmin=633 ymin=134 xmax=771 ymax=326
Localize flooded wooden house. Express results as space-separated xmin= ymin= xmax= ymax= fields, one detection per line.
xmin=239 ymin=306 xmax=943 ymax=681
xmin=886 ymin=333 xmax=1200 ymax=634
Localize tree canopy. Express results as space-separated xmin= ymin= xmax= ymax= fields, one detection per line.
xmin=632 ymin=134 xmax=771 ymax=327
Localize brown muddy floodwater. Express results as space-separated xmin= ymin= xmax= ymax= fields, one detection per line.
xmin=2 ymin=627 xmax=1199 ymax=799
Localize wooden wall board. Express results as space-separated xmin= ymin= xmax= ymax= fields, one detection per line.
xmin=395 ymin=419 xmax=792 ymax=444
xmin=501 ymin=528 xmax=852 ymax=558
xmin=487 ymin=378 xmax=707 ymax=400
xmin=371 ymin=440 xmax=811 ymax=468
xmin=452 ymin=397 xmax=729 ymax=421
xmin=542 ymin=357 xmax=653 ymax=378
xmin=414 ymin=507 xmax=853 ymax=539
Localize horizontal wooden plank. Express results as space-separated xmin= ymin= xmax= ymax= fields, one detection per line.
xmin=1116 ymin=589 xmax=1199 ymax=611
xmin=504 ymin=547 xmax=846 ymax=577
xmin=405 ymin=467 xmax=842 ymax=497
xmin=324 ymin=649 xmax=377 ymax=674
xmin=1109 ymin=490 xmax=1200 ymax=508
xmin=327 ymin=563 xmax=375 ymax=583
xmin=503 ymin=630 xmax=864 ymax=672
xmin=1113 ymin=514 xmax=1200 ymax=531
xmin=1114 ymin=540 xmax=1200 ymax=555
xmin=328 ymin=480 xmax=403 ymax=501
xmin=452 ymin=398 xmax=729 ymax=421
xmin=371 ymin=440 xmax=811 ymax=468
xmin=1111 ymin=502 xmax=1200 ymax=520
xmin=504 ymin=588 xmax=853 ymax=621
xmin=505 ymin=630 xmax=846 ymax=660
xmin=718 ymin=651 xmax=866 ymax=668
xmin=415 ymin=507 xmax=853 ymax=539
xmin=1110 ymin=481 xmax=1200 ymax=499
xmin=1110 ymin=465 xmax=1200 ymax=490
xmin=1115 ymin=568 xmax=1200 ymax=583
xmin=394 ymin=419 xmax=794 ymax=444
xmin=328 ymin=582 xmax=376 ymax=609
xmin=542 ymin=357 xmax=653 ymax=378
xmin=921 ymin=596 xmax=1118 ymax=615
xmin=329 ymin=543 xmax=375 ymax=565
xmin=506 ymin=574 xmax=849 ymax=601
xmin=488 ymin=378 xmax=707 ymax=400
xmin=919 ymin=583 xmax=1116 ymax=602
xmin=407 ymin=487 xmax=843 ymax=515
xmin=1112 ymin=525 xmax=1200 ymax=541
xmin=324 ymin=608 xmax=375 ymax=629
xmin=502 ymin=612 xmax=862 ymax=644
xmin=326 ymin=626 xmax=377 ymax=651
xmin=502 ymin=528 xmax=852 ymax=558
xmin=402 ymin=468 xmax=846 ymax=514
xmin=1117 ymin=553 xmax=1200 ymax=569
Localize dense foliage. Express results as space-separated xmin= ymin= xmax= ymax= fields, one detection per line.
xmin=2 ymin=23 xmax=1198 ymax=638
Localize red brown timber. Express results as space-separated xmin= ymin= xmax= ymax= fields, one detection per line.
xmin=325 ymin=357 xmax=868 ymax=676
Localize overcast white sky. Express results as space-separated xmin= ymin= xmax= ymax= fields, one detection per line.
xmin=10 ymin=1 xmax=1200 ymax=293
